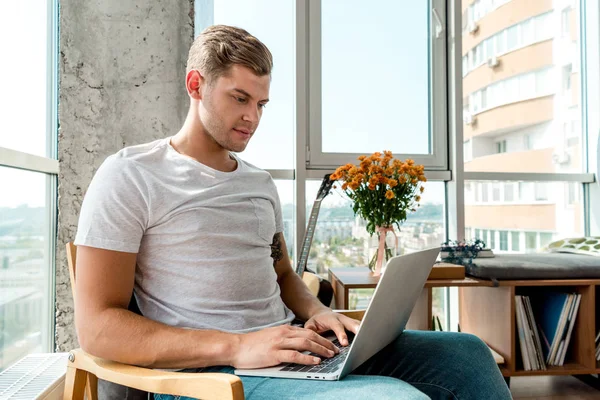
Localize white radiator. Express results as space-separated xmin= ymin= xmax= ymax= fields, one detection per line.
xmin=0 ymin=353 xmax=69 ymax=400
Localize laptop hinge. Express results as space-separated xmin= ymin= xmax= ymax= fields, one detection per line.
xmin=305 ymin=145 xmax=310 ymax=163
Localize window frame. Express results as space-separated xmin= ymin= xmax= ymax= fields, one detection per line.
xmin=0 ymin=0 xmax=59 ymax=355
xmin=306 ymin=0 xmax=449 ymax=171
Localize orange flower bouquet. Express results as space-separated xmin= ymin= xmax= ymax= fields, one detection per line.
xmin=330 ymin=151 xmax=426 ymax=275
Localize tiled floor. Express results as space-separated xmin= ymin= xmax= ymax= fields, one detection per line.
xmin=511 ymin=375 xmax=600 ymax=400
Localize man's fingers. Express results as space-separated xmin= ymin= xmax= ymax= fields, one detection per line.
xmin=304 ymin=321 xmax=317 ymax=332
xmin=277 ymin=350 xmax=321 ymax=366
xmin=329 ymin=320 xmax=349 ymax=346
xmin=283 ymin=337 xmax=336 ymax=359
xmin=292 ymin=327 xmax=340 ymax=354
xmin=340 ymin=315 xmax=361 ymax=334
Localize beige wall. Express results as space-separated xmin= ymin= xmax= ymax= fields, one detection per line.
xmin=463 ymin=40 xmax=553 ymax=96
xmin=464 ymin=95 xmax=554 ymax=139
xmin=465 ymin=148 xmax=555 ymax=173
xmin=463 ymin=0 xmax=553 ymax=56
xmin=465 ymin=204 xmax=556 ymax=230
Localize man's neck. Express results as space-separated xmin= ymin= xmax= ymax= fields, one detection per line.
xmin=171 ymin=124 xmax=237 ymax=173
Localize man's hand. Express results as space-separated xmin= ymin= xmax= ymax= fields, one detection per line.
xmin=230 ymin=324 xmax=340 ymax=369
xmin=304 ymin=311 xmax=361 ymax=347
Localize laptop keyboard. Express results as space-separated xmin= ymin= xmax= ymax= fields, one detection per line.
xmin=279 ymin=335 xmax=354 ymax=374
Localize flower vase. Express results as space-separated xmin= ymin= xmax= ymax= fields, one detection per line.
xmin=368 ymin=226 xmax=398 ymax=276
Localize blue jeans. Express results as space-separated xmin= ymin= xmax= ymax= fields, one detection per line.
xmin=154 ymin=331 xmax=512 ymax=400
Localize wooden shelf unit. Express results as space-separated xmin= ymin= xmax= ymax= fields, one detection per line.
xmin=459 ymin=278 xmax=600 ymax=377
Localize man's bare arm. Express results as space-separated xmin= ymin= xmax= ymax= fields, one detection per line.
xmin=74 ymin=245 xmax=235 ymax=369
xmin=271 ymin=233 xmax=330 ymax=321
xmin=75 ymin=245 xmax=338 ymax=369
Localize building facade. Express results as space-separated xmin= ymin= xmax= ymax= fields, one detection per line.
xmin=461 ymin=0 xmax=583 ymax=252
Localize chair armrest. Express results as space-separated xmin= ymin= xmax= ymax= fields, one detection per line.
xmin=334 ymin=309 xmax=365 ymax=321
xmin=67 ymin=348 xmax=244 ymax=400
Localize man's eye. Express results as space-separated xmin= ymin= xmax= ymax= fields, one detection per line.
xmin=259 ymin=103 xmax=267 ymax=109
xmin=235 ymin=97 xmax=246 ymax=103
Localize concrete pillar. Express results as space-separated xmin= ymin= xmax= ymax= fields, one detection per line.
xmin=56 ymin=1 xmax=194 ymax=351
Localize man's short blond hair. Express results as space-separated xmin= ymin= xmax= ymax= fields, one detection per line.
xmin=187 ymin=25 xmax=273 ymax=83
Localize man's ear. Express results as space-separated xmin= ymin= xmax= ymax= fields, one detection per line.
xmin=186 ymin=70 xmax=204 ymax=100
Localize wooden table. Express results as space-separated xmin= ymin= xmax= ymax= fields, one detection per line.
xmin=328 ymin=267 xmax=492 ymax=330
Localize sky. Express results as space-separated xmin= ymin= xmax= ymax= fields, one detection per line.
xmin=0 ymin=1 xmax=48 ymax=208
xmin=0 ymin=0 xmax=442 ymax=208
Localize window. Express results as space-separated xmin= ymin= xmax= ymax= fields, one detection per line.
xmin=311 ymin=0 xmax=447 ymax=170
xmin=466 ymin=180 xmax=584 ymax=258
xmin=521 ymin=18 xmax=533 ymax=44
xmin=489 ymin=230 xmax=496 ymax=250
xmin=540 ymin=232 xmax=554 ymax=247
xmin=499 ymin=231 xmax=508 ymax=251
xmin=504 ymin=183 xmax=515 ymax=202
xmin=561 ymin=8 xmax=571 ymax=38
xmin=524 ymin=134 xmax=533 ymax=150
xmin=525 ymin=232 xmax=537 ymax=251
xmin=534 ymin=182 xmax=549 ymax=201
xmin=481 ymin=183 xmax=489 ymax=202
xmin=480 ymin=88 xmax=487 ymax=110
xmin=305 ymin=181 xmax=446 ymax=279
xmin=469 ymin=68 xmax=553 ymax=116
xmin=534 ymin=12 xmax=553 ymax=42
xmin=485 ymin=38 xmax=495 ymax=60
xmin=212 ymin=0 xmax=295 ymax=169
xmin=0 ymin=1 xmax=57 ymax=372
xmin=495 ymin=140 xmax=507 ymax=154
xmin=511 ymin=232 xmax=520 ymax=251
xmin=567 ymin=182 xmax=579 ymax=205
xmin=495 ymin=31 xmax=506 ymax=54
xmin=0 ymin=5 xmax=50 ymax=158
xmin=481 ymin=229 xmax=489 ymax=244
xmin=492 ymin=183 xmax=501 ymax=201
xmin=563 ymin=65 xmax=572 ymax=94
xmin=507 ymin=25 xmax=519 ymax=50
xmin=464 ymin=139 xmax=472 ymax=162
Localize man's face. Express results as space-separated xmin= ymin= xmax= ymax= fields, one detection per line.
xmin=198 ymin=65 xmax=270 ymax=153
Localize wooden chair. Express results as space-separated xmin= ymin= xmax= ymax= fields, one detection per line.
xmin=63 ymin=242 xmax=365 ymax=400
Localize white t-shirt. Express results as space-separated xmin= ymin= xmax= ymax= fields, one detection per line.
xmin=74 ymin=137 xmax=295 ymax=333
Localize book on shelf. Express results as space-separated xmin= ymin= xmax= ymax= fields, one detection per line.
xmin=595 ymin=329 xmax=600 ymax=361
xmin=515 ymin=291 xmax=581 ymax=370
xmin=531 ymin=292 xmax=581 ymax=366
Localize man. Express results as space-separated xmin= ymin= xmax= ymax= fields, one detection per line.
xmin=74 ymin=25 xmax=512 ymax=399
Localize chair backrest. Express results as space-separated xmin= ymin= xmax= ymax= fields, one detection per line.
xmin=66 ymin=242 xmax=78 ymax=302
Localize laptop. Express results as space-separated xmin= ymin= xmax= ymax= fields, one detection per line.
xmin=234 ymin=247 xmax=440 ymax=381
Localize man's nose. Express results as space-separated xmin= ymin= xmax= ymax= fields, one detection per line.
xmin=242 ymin=104 xmax=260 ymax=124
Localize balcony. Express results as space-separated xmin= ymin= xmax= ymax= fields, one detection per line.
xmin=465 ymin=203 xmax=556 ymax=231
xmin=464 ymin=95 xmax=554 ymax=140
xmin=463 ymin=0 xmax=553 ymax=55
xmin=464 ymin=40 xmax=553 ymax=96
xmin=465 ymin=148 xmax=555 ymax=173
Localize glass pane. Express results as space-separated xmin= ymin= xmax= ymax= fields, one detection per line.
xmin=466 ymin=181 xmax=584 ymax=253
xmin=274 ymin=180 xmax=295 ymax=261
xmin=213 ymin=0 xmax=295 ymax=169
xmin=321 ymin=0 xmax=429 ymax=154
xmin=0 ymin=2 xmax=48 ymax=157
xmin=0 ymin=167 xmax=52 ymax=371
xmin=463 ymin=5 xmax=583 ymax=173
xmin=305 ymin=180 xmax=445 ymax=280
